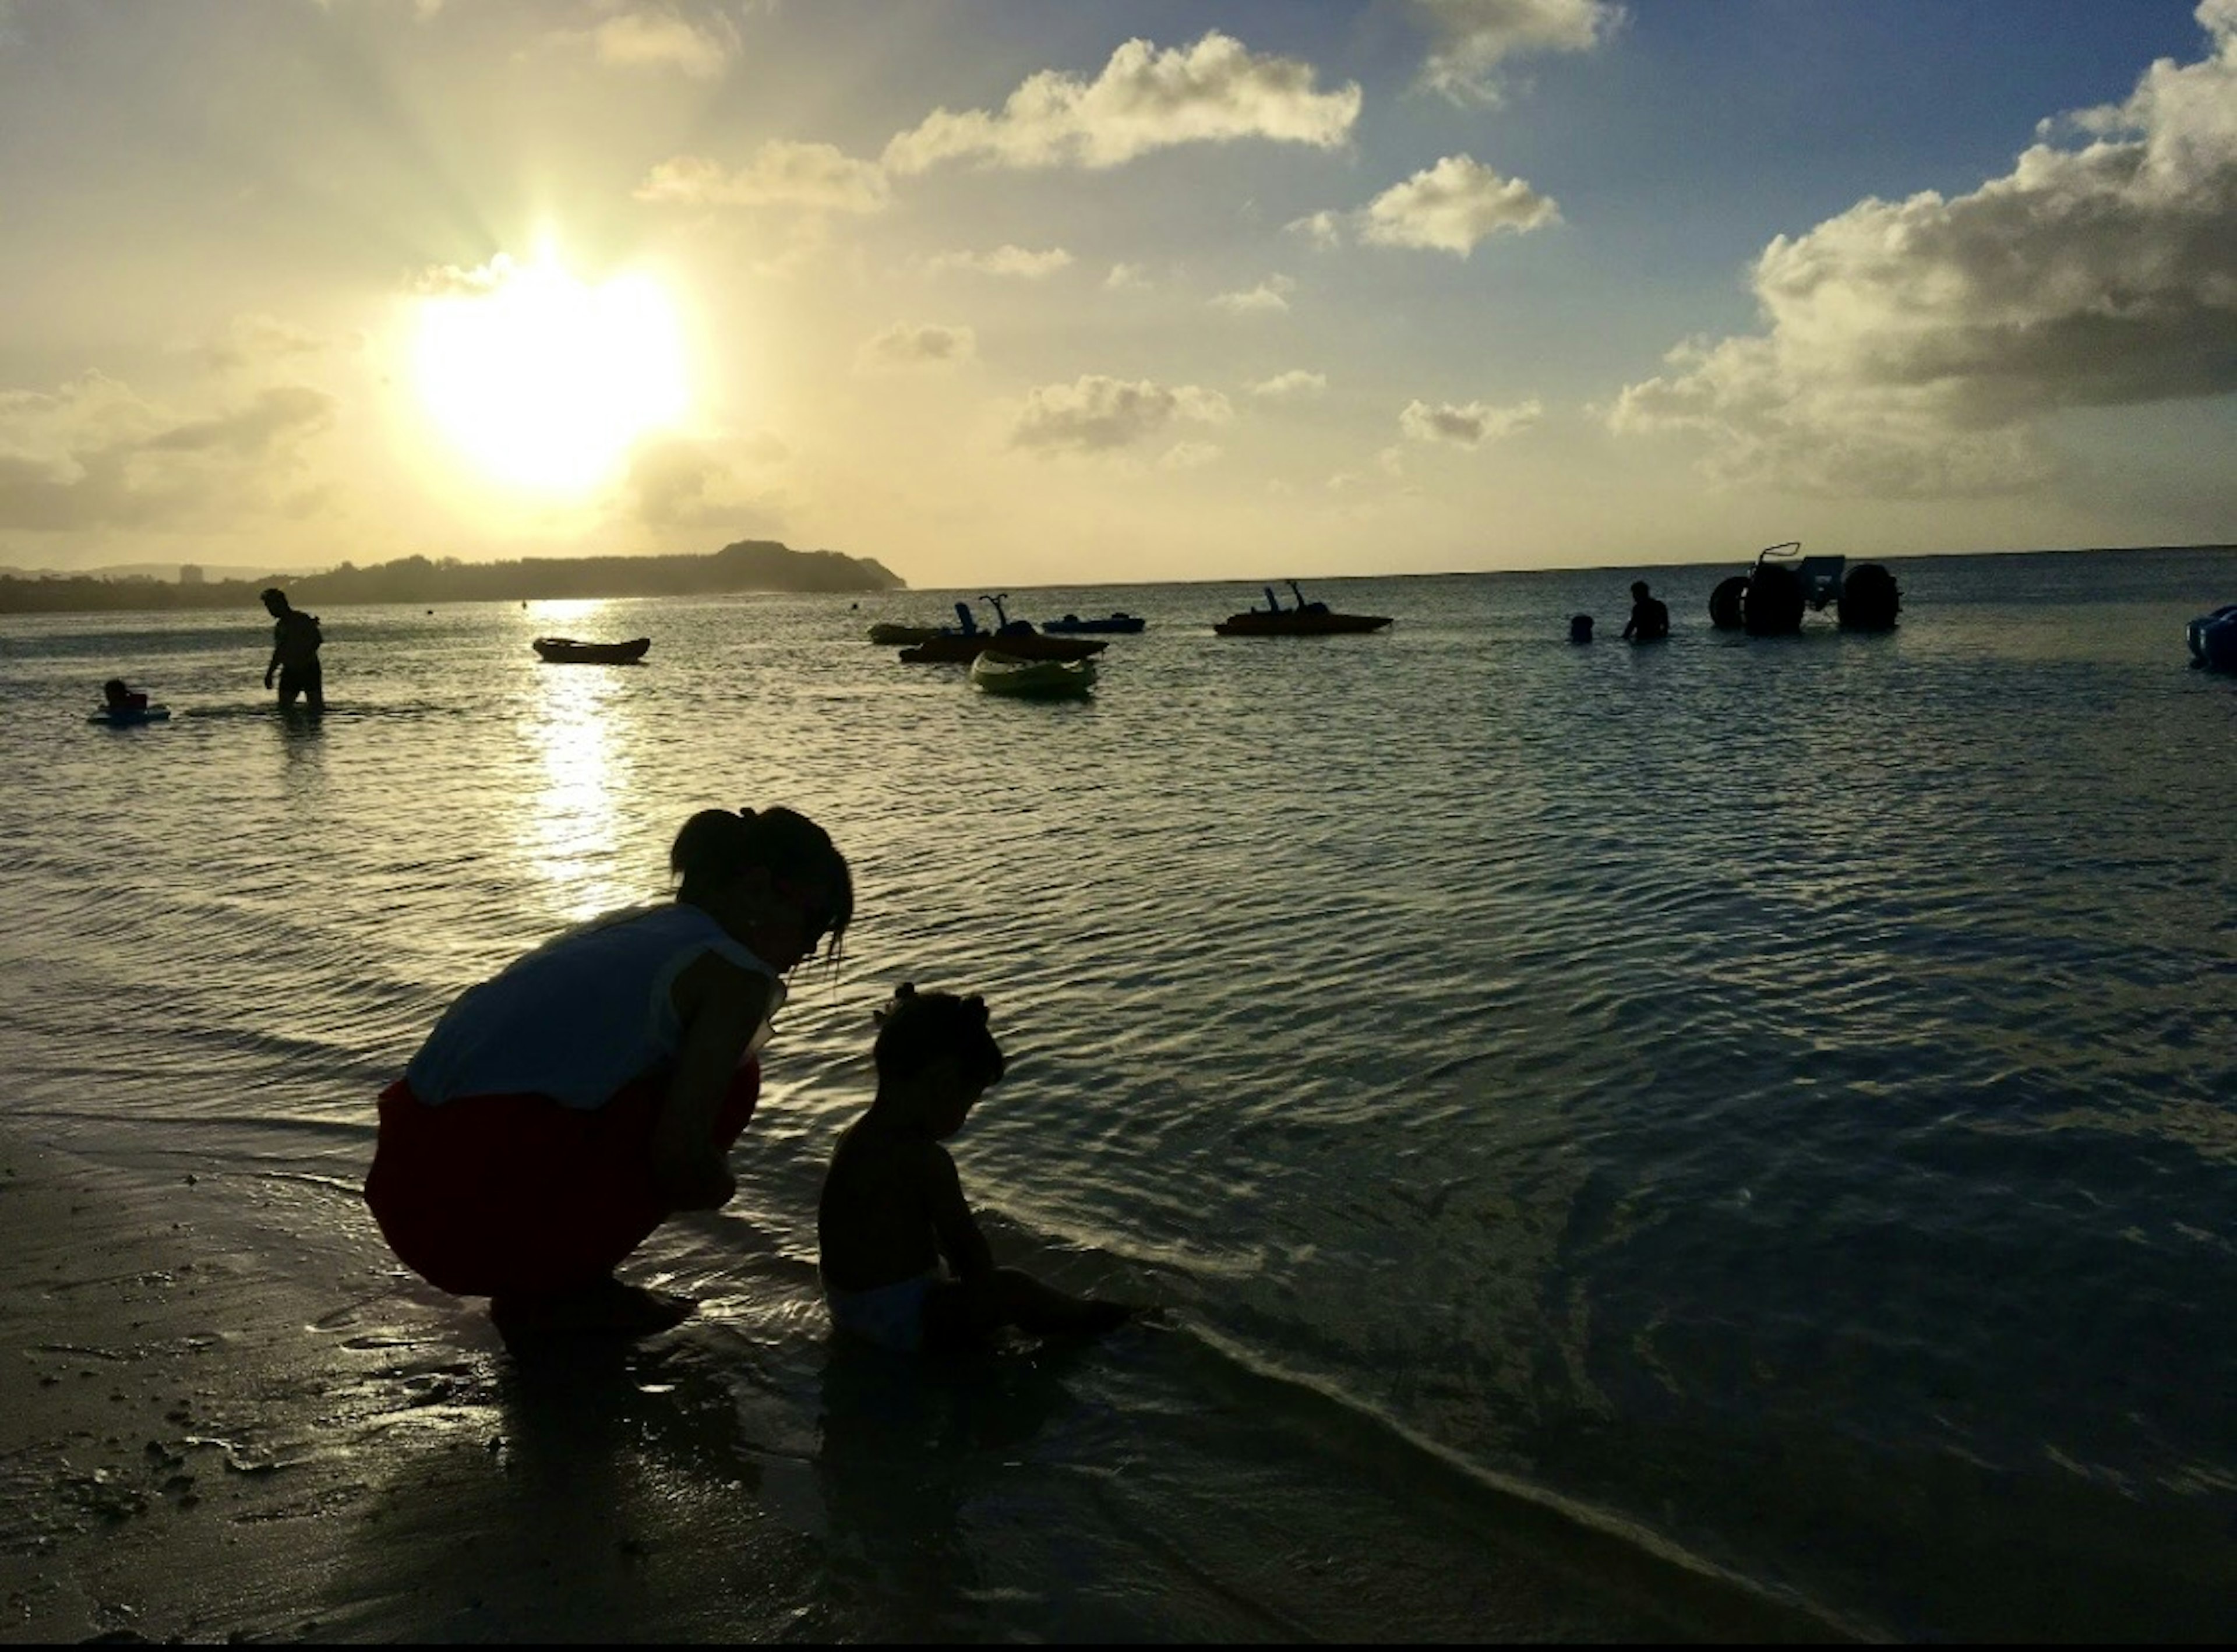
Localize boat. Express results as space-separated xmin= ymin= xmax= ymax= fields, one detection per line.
xmin=969 ymin=650 xmax=1098 ymax=698
xmin=1040 ymin=611 xmax=1147 ymax=634
xmin=899 ymin=633 xmax=1106 ymax=664
xmin=532 ymin=636 xmax=650 ymax=664
xmin=1214 ymin=581 xmax=1391 ymax=637
xmin=2189 ymin=604 xmax=2237 ymax=673
xmin=867 ymin=622 xmax=940 ymax=646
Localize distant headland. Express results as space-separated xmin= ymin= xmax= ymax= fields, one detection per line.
xmin=0 ymin=538 xmax=904 ymax=615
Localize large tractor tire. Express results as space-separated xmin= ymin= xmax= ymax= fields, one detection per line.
xmin=1709 ymin=576 xmax=1749 ymax=631
xmin=1743 ymin=561 xmax=1805 ymax=636
xmin=1838 ymin=562 xmax=1902 ymax=631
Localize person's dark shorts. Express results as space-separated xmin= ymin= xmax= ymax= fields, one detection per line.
xmin=277 ymin=663 xmax=323 ymax=708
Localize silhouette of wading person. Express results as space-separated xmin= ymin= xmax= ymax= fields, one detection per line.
xmin=1621 ymin=581 xmax=1669 ymax=643
xmin=262 ymin=587 xmax=324 ymax=711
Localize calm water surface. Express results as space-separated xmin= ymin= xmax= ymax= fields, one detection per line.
xmin=3 ymin=548 xmax=2234 ymax=1638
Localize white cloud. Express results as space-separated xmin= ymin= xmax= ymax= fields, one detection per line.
xmin=883 ymin=31 xmax=1360 ymax=173
xmin=1360 ymin=155 xmax=1560 ymax=254
xmin=1609 ymin=0 xmax=2237 ymax=497
xmin=0 ymin=373 xmax=336 ymax=532
xmin=558 ymin=6 xmax=741 ymax=80
xmin=1416 ymin=0 xmax=1624 ymax=104
xmin=1285 ymin=209 xmax=1346 ymax=249
xmin=1210 ymin=275 xmax=1296 ymax=313
xmin=636 ymin=142 xmax=891 ymax=213
xmin=1105 ymin=262 xmax=1153 ymax=290
xmin=627 ymin=431 xmax=789 ymax=533
xmin=1399 ymin=397 xmax=1543 ymax=447
xmin=1160 ymin=442 xmax=1223 ymax=469
xmin=183 ymin=314 xmax=331 ymax=374
xmin=856 ymin=323 xmax=978 ymax=373
xmin=1009 ymin=375 xmax=1233 ymax=454
xmin=924 ymin=245 xmax=1074 ymax=279
xmin=1249 ymin=369 xmax=1328 ymax=398
xmin=408 ymin=253 xmax=517 ymax=296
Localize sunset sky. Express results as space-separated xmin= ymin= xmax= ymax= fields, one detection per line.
xmin=2 ymin=0 xmax=2231 ymax=587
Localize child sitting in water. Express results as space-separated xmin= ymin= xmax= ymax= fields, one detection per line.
xmin=818 ymin=984 xmax=1141 ymax=1353
xmin=101 ymin=678 xmax=149 ymax=711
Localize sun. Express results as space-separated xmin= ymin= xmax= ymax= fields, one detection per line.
xmin=412 ymin=252 xmax=687 ymax=493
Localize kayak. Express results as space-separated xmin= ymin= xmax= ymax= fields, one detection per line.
xmin=969 ymin=651 xmax=1097 ymax=697
xmin=899 ymin=633 xmax=1106 ymax=664
xmin=532 ymin=636 xmax=650 ymax=664
xmin=867 ymin=623 xmax=940 ymax=646
xmin=1213 ymin=609 xmax=1391 ymax=636
xmin=1040 ymin=612 xmax=1146 ymax=634
xmin=90 ymin=704 xmax=171 ymax=725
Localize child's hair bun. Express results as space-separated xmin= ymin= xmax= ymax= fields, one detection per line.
xmin=964 ymin=994 xmax=987 ymax=1024
xmin=873 ymin=982 xmax=918 ymax=1026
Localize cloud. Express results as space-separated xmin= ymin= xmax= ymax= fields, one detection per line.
xmin=626 ymin=431 xmax=788 ymax=532
xmin=1249 ymin=369 xmax=1328 ymax=398
xmin=1416 ymin=0 xmax=1625 ymax=104
xmin=1608 ymin=0 xmax=2237 ymax=497
xmin=1008 ymin=375 xmax=1232 ymax=454
xmin=1399 ymin=397 xmax=1543 ymax=446
xmin=635 ymin=142 xmax=891 ymax=212
xmin=1160 ymin=442 xmax=1223 ymax=469
xmin=556 ymin=5 xmax=741 ymax=80
xmin=0 ymin=373 xmax=336 ymax=532
xmin=1105 ymin=262 xmax=1153 ymax=290
xmin=1210 ymin=275 xmax=1295 ymax=313
xmin=884 ymin=31 xmax=1360 ymax=173
xmin=856 ymin=323 xmax=978 ymax=372
xmin=923 ymin=245 xmax=1073 ymax=278
xmin=184 ymin=314 xmax=331 ymax=373
xmin=1285 ymin=209 xmax=1346 ymax=249
xmin=1360 ymin=155 xmax=1559 ymax=253
xmin=408 ymin=253 xmax=517 ymax=296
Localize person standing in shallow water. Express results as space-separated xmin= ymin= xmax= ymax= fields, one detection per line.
xmin=363 ymin=806 xmax=853 ymax=1337
xmin=260 ymin=587 xmax=324 ymax=710
xmin=1621 ymin=580 xmax=1670 ymax=643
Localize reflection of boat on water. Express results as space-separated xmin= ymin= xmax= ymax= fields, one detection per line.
xmin=1041 ymin=611 xmax=1146 ymax=634
xmin=969 ymin=650 xmax=1098 ymax=697
xmin=532 ymin=636 xmax=651 ymax=664
xmin=1215 ymin=580 xmax=1391 ymax=637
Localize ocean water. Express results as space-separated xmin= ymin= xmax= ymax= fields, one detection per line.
xmin=2 ymin=547 xmax=2234 ymax=1639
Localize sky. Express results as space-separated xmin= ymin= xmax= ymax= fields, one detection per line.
xmin=1 ymin=0 xmax=2232 ymax=588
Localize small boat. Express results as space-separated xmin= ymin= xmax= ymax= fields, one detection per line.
xmin=532 ymin=636 xmax=650 ymax=665
xmin=1215 ymin=581 xmax=1390 ymax=637
xmin=969 ymin=650 xmax=1098 ymax=698
xmin=899 ymin=633 xmax=1106 ymax=665
xmin=2189 ymin=604 xmax=2237 ymax=673
xmin=1040 ymin=611 xmax=1147 ymax=634
xmin=868 ymin=622 xmax=940 ymax=646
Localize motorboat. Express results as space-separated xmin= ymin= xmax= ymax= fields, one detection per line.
xmin=532 ymin=636 xmax=651 ymax=664
xmin=1040 ymin=611 xmax=1147 ymax=634
xmin=969 ymin=650 xmax=1098 ymax=698
xmin=1215 ymin=580 xmax=1390 ymax=637
xmin=2189 ymin=604 xmax=2237 ymax=673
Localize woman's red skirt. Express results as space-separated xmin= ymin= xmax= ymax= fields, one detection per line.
xmin=362 ymin=1060 xmax=760 ymax=1297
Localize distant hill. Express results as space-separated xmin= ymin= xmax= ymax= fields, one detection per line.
xmin=0 ymin=539 xmax=904 ymax=615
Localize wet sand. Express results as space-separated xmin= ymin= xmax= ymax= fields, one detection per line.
xmin=0 ymin=1125 xmax=1847 ymax=1643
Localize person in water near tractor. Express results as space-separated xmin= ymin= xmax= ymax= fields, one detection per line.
xmin=260 ymin=587 xmax=325 ymax=710
xmin=1621 ymin=581 xmax=1670 ymax=643
xmin=817 ymin=984 xmax=1144 ymax=1354
xmin=364 ymin=806 xmax=853 ymax=1337
xmin=101 ymin=678 xmax=149 ymax=711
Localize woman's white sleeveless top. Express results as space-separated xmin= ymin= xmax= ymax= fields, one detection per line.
xmin=404 ymin=903 xmax=782 ymax=1109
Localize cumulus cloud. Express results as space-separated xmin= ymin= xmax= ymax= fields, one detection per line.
xmin=1250 ymin=369 xmax=1327 ymax=398
xmin=856 ymin=322 xmax=978 ymax=372
xmin=1416 ymin=0 xmax=1624 ymax=104
xmin=923 ymin=245 xmax=1073 ymax=278
xmin=0 ymin=373 xmax=335 ymax=532
xmin=884 ymin=31 xmax=1360 ymax=173
xmin=1160 ymin=441 xmax=1223 ymax=469
xmin=1361 ymin=155 xmax=1559 ymax=253
xmin=1105 ymin=262 xmax=1153 ymax=290
xmin=556 ymin=5 xmax=740 ymax=80
xmin=1608 ymin=0 xmax=2237 ymax=496
xmin=1285 ymin=209 xmax=1346 ymax=249
xmin=1009 ymin=375 xmax=1232 ymax=454
xmin=408 ymin=253 xmax=517 ymax=296
xmin=635 ymin=142 xmax=891 ymax=212
xmin=1399 ymin=397 xmax=1543 ymax=446
xmin=1210 ymin=274 xmax=1296 ymax=313
xmin=184 ymin=314 xmax=331 ymax=374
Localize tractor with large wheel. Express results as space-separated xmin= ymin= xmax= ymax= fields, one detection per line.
xmin=1709 ymin=541 xmax=1901 ymax=636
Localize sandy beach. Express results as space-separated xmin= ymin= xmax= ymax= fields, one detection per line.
xmin=0 ymin=1121 xmax=1858 ymax=1644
